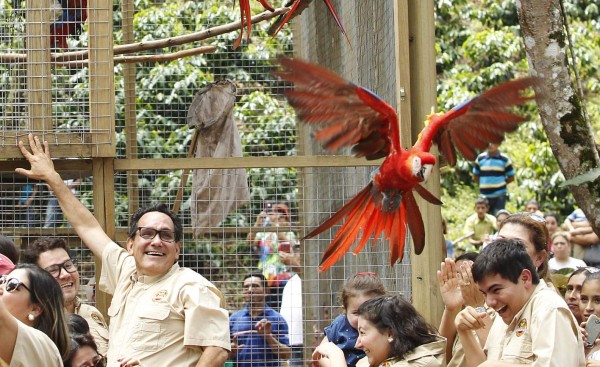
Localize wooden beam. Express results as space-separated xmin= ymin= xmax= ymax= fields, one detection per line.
xmin=407 ymin=0 xmax=444 ymax=326
xmin=113 ymin=155 xmax=382 ymax=171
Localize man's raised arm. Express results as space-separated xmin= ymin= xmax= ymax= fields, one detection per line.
xmin=15 ymin=134 xmax=111 ymax=259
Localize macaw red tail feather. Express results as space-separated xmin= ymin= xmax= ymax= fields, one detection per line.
xmin=389 ymin=205 xmax=407 ymax=265
xmin=303 ymin=183 xmax=375 ymax=240
xmin=403 ymin=191 xmax=425 ymax=255
xmin=322 ymin=0 xmax=352 ymax=48
xmin=317 ymin=184 xmax=378 ymax=271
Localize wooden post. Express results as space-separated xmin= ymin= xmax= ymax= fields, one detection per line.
xmin=407 ymin=0 xmax=444 ymax=326
xmin=88 ymin=0 xmax=115 ymax=157
xmin=88 ymin=0 xmax=116 ymax=317
xmin=122 ymin=0 xmax=140 ymax=215
xmin=25 ymin=0 xmax=53 ymax=132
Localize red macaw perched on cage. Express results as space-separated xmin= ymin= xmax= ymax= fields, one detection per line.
xmin=267 ymin=0 xmax=350 ymax=46
xmin=235 ymin=0 xmax=349 ymax=48
xmin=274 ymin=58 xmax=538 ymax=271
xmin=235 ymin=0 xmax=275 ymax=49
xmin=50 ymin=0 xmax=88 ymax=49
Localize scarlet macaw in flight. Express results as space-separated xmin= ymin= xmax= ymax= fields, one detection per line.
xmin=275 ymin=58 xmax=538 ymax=271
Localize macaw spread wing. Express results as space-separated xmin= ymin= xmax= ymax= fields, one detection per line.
xmin=274 ymin=58 xmax=400 ymax=160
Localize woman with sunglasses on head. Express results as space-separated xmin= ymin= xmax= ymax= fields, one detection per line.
xmin=0 ymin=263 xmax=70 ymax=366
xmin=496 ymin=212 xmax=555 ymax=287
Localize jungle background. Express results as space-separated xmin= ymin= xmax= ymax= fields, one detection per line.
xmin=0 ymin=0 xmax=598 ymax=290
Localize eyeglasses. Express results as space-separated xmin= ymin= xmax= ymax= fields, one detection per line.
xmin=0 ymin=275 xmax=31 ymax=293
xmin=137 ymin=227 xmax=176 ymax=243
xmin=44 ymin=259 xmax=78 ymax=279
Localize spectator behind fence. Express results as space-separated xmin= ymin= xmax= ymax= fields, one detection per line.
xmin=21 ymin=237 xmax=109 ymax=355
xmin=472 ymin=142 xmax=514 ymax=215
xmin=17 ymin=183 xmax=37 ymax=227
xmin=548 ymin=231 xmax=587 ymax=271
xmin=229 ymin=273 xmax=291 ymax=367
xmin=0 ymin=235 xmax=19 ymax=265
xmin=313 ymin=272 xmax=387 ymax=367
xmin=315 ymin=295 xmax=445 ymax=367
xmin=0 ymin=263 xmax=70 ymax=366
xmin=16 ymin=134 xmax=230 ymax=367
xmin=455 ymin=239 xmax=585 ymax=366
xmin=248 ymin=201 xmax=297 ymax=310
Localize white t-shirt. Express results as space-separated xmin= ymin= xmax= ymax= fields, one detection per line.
xmin=280 ymin=274 xmax=303 ymax=346
xmin=549 ymin=257 xmax=587 ymax=271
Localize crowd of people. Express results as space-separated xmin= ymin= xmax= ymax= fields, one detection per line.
xmin=2 ymin=135 xmax=600 ymax=367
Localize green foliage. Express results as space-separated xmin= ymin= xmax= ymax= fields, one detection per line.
xmin=436 ymin=0 xmax=599 ymax=237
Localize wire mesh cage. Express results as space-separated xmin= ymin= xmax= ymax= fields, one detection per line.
xmin=0 ymin=0 xmax=421 ymax=366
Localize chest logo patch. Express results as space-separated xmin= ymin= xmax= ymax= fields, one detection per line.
xmin=153 ymin=289 xmax=168 ymax=301
xmin=516 ymin=318 xmax=527 ymax=337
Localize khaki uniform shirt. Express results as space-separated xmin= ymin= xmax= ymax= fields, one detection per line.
xmin=10 ymin=320 xmax=62 ymax=367
xmin=75 ymin=298 xmax=109 ymax=355
xmin=357 ymin=336 xmax=446 ymax=367
xmin=484 ymin=280 xmax=585 ymax=366
xmin=100 ymin=241 xmax=230 ymax=367
xmin=447 ymin=336 xmax=465 ymax=367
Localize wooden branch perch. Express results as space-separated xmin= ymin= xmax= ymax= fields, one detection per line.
xmin=0 ymin=6 xmax=290 ymax=65
xmin=56 ymin=45 xmax=218 ymax=67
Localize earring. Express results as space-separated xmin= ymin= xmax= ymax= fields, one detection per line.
xmin=28 ymin=313 xmax=34 ymax=321
xmin=387 ymin=337 xmax=394 ymax=343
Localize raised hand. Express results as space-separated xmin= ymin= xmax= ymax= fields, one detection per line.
xmin=437 ymin=258 xmax=463 ymax=312
xmin=15 ymin=134 xmax=57 ymax=182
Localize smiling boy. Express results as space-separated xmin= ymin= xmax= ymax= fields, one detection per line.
xmin=454 ymin=239 xmax=585 ymax=367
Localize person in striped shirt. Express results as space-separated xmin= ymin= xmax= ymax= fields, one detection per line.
xmin=472 ymin=143 xmax=515 ymax=216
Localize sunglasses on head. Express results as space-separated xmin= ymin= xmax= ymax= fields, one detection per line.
xmin=0 ymin=275 xmax=31 ymax=293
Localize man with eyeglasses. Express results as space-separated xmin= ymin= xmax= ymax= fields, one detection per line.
xmin=16 ymin=134 xmax=231 ymax=367
xmin=21 ymin=237 xmax=109 ymax=355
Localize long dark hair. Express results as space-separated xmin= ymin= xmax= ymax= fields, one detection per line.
xmin=14 ymin=264 xmax=71 ymax=360
xmin=357 ymin=294 xmax=437 ymax=360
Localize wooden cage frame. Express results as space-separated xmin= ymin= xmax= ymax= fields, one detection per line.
xmin=0 ymin=0 xmax=444 ymax=332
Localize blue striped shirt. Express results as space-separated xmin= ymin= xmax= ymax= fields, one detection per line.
xmin=473 ymin=151 xmax=514 ymax=197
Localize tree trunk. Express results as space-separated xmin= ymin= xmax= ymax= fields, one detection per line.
xmin=516 ymin=1 xmax=600 ymax=232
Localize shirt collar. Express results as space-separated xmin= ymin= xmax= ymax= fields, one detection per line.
xmin=131 ymin=262 xmax=180 ymax=284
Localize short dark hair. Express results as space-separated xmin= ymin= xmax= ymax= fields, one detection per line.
xmin=0 ymin=234 xmax=19 ymax=264
xmin=475 ymin=197 xmax=489 ymax=207
xmin=358 ymin=295 xmax=437 ymax=359
xmin=21 ymin=237 xmax=70 ymax=265
xmin=473 ymin=238 xmax=540 ymax=285
xmin=128 ymin=203 xmax=183 ymax=242
xmin=67 ymin=313 xmax=91 ymax=336
xmin=244 ymin=272 xmax=267 ymax=290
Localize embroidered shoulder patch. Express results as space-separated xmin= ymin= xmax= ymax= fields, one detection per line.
xmin=91 ymin=312 xmax=104 ymax=325
xmin=516 ymin=318 xmax=527 ymax=337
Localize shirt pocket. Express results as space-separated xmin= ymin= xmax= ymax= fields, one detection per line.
xmin=131 ymin=306 xmax=171 ymax=351
xmin=502 ymin=334 xmax=534 ymax=363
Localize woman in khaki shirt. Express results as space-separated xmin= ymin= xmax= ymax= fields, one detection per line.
xmin=0 ymin=264 xmax=70 ymax=366
xmin=314 ymin=295 xmax=446 ymax=367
